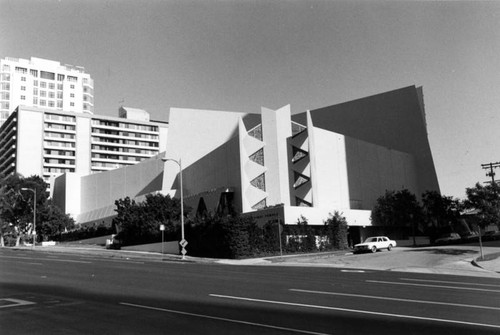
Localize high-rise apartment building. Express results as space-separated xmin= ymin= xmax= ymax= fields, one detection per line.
xmin=0 ymin=56 xmax=94 ymax=127
xmin=0 ymin=105 xmax=168 ymax=185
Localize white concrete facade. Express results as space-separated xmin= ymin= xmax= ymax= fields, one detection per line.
xmin=0 ymin=56 xmax=94 ymax=126
xmin=0 ymin=105 xmax=168 ymax=185
xmin=51 ymin=86 xmax=439 ymax=230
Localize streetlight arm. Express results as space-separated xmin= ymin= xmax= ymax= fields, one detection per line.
xmin=162 ymin=157 xmax=186 ymax=259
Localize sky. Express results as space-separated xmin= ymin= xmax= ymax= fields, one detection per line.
xmin=1 ymin=0 xmax=500 ymax=199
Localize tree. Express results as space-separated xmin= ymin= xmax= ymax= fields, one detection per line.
xmin=421 ymin=190 xmax=462 ymax=242
xmin=464 ymin=183 xmax=500 ymax=229
xmin=464 ymin=182 xmax=500 ymax=259
xmin=0 ymin=174 xmax=48 ymax=246
xmin=113 ymin=194 xmax=188 ymax=246
xmin=371 ymin=189 xmax=423 ymax=245
xmin=39 ymin=203 xmax=75 ymax=241
xmin=324 ymin=211 xmax=349 ymax=250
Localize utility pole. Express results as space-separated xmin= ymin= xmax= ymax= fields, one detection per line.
xmin=481 ymin=161 xmax=500 ymax=185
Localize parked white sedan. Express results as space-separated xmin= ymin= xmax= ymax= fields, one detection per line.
xmin=354 ymin=236 xmax=397 ymax=253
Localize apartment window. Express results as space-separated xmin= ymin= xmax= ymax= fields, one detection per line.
xmin=34 ymin=80 xmax=38 ymax=87
xmin=49 ymin=83 xmax=55 ymax=90
xmin=67 ymin=76 xmax=77 ymax=82
xmin=40 ymin=100 xmax=46 ymax=106
xmin=57 ymin=91 xmax=63 ymax=99
xmin=57 ymin=83 xmax=63 ymax=90
xmin=70 ymin=102 xmax=74 ymax=107
xmin=70 ymin=93 xmax=75 ymax=98
xmin=40 ymin=91 xmax=46 ymax=97
xmin=57 ymin=101 xmax=63 ymax=108
xmin=2 ymin=65 xmax=10 ymax=71
xmin=33 ymin=97 xmax=38 ymax=104
xmin=40 ymin=71 xmax=55 ymax=80
xmin=40 ymin=81 xmax=46 ymax=88
xmin=49 ymin=92 xmax=55 ymax=99
xmin=70 ymin=84 xmax=75 ymax=89
xmin=48 ymin=101 xmax=55 ymax=108
xmin=33 ymin=88 xmax=38 ymax=95
xmin=0 ymin=83 xmax=9 ymax=90
xmin=21 ymin=76 xmax=26 ymax=81
xmin=15 ymin=67 xmax=27 ymax=74
xmin=20 ymin=95 xmax=25 ymax=100
xmin=1 ymin=73 xmax=10 ymax=81
xmin=0 ymin=92 xmax=9 ymax=100
xmin=20 ymin=86 xmax=26 ymax=91
xmin=30 ymin=69 xmax=38 ymax=77
xmin=57 ymin=74 xmax=65 ymax=81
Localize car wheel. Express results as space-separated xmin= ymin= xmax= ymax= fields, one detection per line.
xmin=387 ymin=244 xmax=392 ymax=251
xmin=371 ymin=246 xmax=377 ymax=253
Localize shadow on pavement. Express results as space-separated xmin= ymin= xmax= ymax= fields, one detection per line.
xmin=404 ymin=248 xmax=477 ymax=256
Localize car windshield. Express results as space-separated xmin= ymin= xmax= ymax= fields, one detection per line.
xmin=365 ymin=237 xmax=377 ymax=242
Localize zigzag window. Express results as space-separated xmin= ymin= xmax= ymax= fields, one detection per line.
xmin=250 ymin=173 xmax=266 ymax=191
xmin=293 ymin=171 xmax=310 ymax=189
xmin=291 ymin=122 xmax=307 ymax=137
xmin=248 ymin=124 xmax=263 ymax=141
xmin=249 ymin=148 xmax=264 ymax=166
xmin=252 ymin=198 xmax=267 ymax=210
xmin=292 ymin=146 xmax=308 ymax=163
xmin=296 ymin=197 xmax=312 ymax=207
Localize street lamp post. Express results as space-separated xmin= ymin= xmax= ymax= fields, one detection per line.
xmin=21 ymin=188 xmax=36 ymax=248
xmin=162 ymin=157 xmax=187 ymax=259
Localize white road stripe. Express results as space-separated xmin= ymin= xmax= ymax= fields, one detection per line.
xmin=290 ymin=288 xmax=500 ymax=311
xmin=367 ymin=280 xmax=500 ymax=293
xmin=400 ymin=277 xmax=500 ymax=288
xmin=120 ymin=302 xmax=331 ymax=335
xmin=0 ymin=298 xmax=36 ymax=309
xmin=210 ymin=294 xmax=500 ymax=329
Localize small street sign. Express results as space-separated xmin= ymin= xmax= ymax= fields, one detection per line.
xmin=181 ymin=248 xmax=187 ymax=256
xmin=179 ymin=239 xmax=188 ymax=248
xmin=160 ymin=224 xmax=165 ymax=231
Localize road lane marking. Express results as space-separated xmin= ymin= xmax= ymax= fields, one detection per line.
xmin=400 ymin=277 xmax=500 ymax=288
xmin=0 ymin=299 xmax=36 ymax=309
xmin=366 ymin=280 xmax=500 ymax=293
xmin=120 ymin=302 xmax=331 ymax=335
xmin=340 ymin=270 xmax=366 ymax=273
xmin=289 ymin=289 xmax=500 ymax=311
xmin=210 ymin=294 xmax=500 ymax=329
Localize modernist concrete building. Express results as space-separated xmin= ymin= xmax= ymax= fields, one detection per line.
xmin=0 ymin=105 xmax=168 ymax=185
xmin=52 ymin=86 xmax=440 ymax=240
xmin=0 ymin=56 xmax=94 ymax=126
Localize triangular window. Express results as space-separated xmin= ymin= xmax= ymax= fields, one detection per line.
xmin=252 ymin=198 xmax=267 ymax=210
xmin=248 ymin=124 xmax=263 ymax=141
xmin=250 ymin=173 xmax=266 ymax=191
xmin=249 ymin=148 xmax=264 ymax=166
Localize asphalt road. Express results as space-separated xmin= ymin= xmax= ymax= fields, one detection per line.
xmin=1 ymin=248 xmax=500 ymax=335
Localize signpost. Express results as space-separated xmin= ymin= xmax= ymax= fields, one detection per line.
xmin=160 ymin=224 xmax=165 ymax=260
xmin=179 ymin=239 xmax=188 ymax=257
